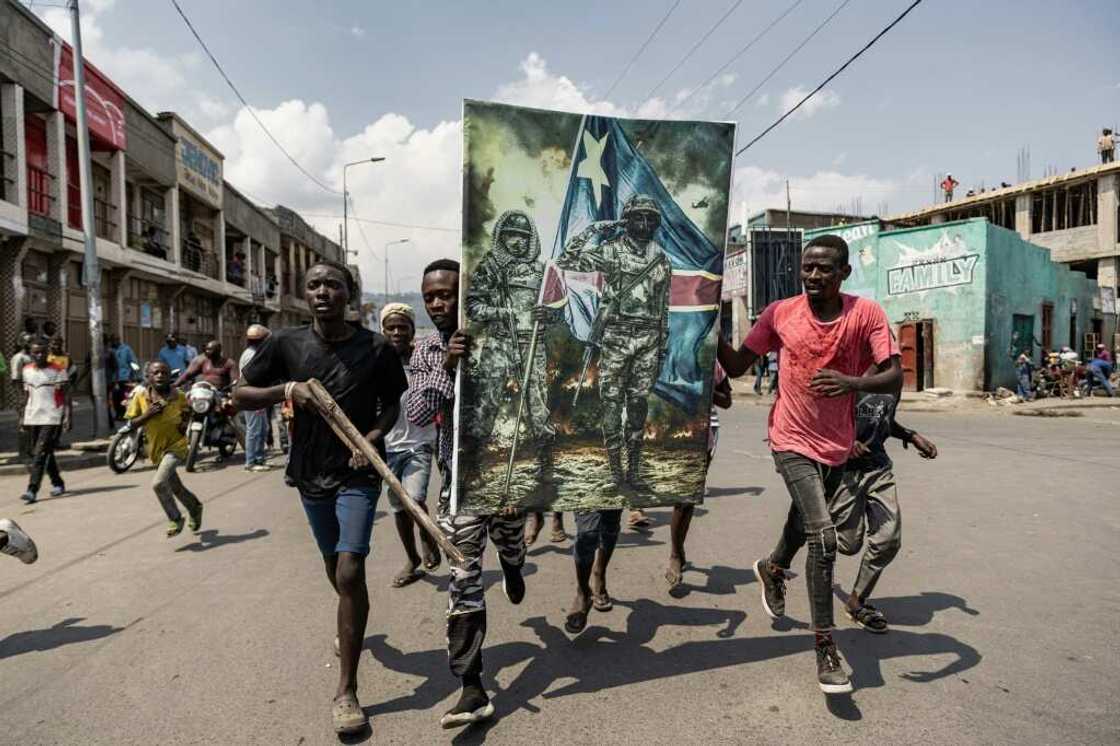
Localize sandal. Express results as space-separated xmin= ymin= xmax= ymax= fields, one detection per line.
xmin=591 ymin=589 xmax=613 ymax=612
xmin=332 ymin=693 xmax=367 ymax=734
xmin=628 ymin=510 xmax=651 ymax=529
xmin=564 ymin=609 xmax=589 ymax=634
xmin=422 ymin=549 xmax=441 ymax=571
xmin=846 ymin=603 xmax=888 ymax=634
xmin=390 ymin=565 xmax=424 ymax=588
xmin=549 ymin=526 xmax=567 ymax=543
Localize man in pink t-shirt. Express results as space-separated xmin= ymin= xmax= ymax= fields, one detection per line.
xmin=718 ymin=233 xmax=901 ymax=694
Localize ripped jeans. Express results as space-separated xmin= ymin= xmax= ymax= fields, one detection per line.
xmin=769 ymin=451 xmax=845 ymax=630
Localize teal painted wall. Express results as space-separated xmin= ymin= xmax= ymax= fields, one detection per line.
xmin=983 ymin=223 xmax=1098 ymax=389
xmin=804 ymin=221 xmax=880 ymax=299
xmin=874 ymin=221 xmax=989 ymax=391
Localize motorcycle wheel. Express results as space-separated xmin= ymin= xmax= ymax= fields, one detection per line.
xmin=107 ymin=430 xmax=140 ymax=474
xmin=186 ymin=428 xmax=203 ymax=472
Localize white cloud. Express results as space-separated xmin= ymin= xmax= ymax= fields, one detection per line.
xmin=350 ymin=26 xmax=366 ymax=38
xmin=754 ymin=93 xmax=770 ymax=108
xmin=778 ymin=86 xmax=841 ymax=120
xmin=731 ymin=165 xmax=904 ymax=224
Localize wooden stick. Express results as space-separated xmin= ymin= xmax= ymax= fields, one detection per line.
xmin=304 ymin=378 xmax=464 ymax=564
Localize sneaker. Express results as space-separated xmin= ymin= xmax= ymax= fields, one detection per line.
xmin=248 ymin=464 xmax=271 ymax=472
xmin=846 ymin=603 xmax=888 ymax=634
xmin=333 ymin=636 xmax=340 ymax=658
xmin=440 ymin=680 xmax=494 ymax=729
xmin=499 ymin=556 xmax=525 ymax=605
xmin=187 ymin=504 xmax=203 ymax=535
xmin=20 ymin=491 xmax=37 ymax=504
xmin=816 ymin=638 xmax=853 ymax=694
xmin=50 ymin=483 xmax=66 ymax=497
xmin=166 ymin=517 xmax=185 ymax=537
xmin=754 ymin=558 xmax=787 ymax=619
xmin=0 ymin=519 xmax=39 ymax=564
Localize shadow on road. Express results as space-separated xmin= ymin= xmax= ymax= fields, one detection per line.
xmin=0 ymin=616 xmax=136 ymax=659
xmin=175 ymin=528 xmax=270 ymax=552
xmin=36 ymin=484 xmax=137 ymax=502
xmin=830 ymin=588 xmax=981 ymax=627
xmin=668 ymin=563 xmax=758 ymax=599
xmin=705 ymin=485 xmax=765 ymax=498
xmin=365 ymin=595 xmax=981 ymax=736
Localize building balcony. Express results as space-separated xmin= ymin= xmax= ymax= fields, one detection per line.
xmin=126 ymin=215 xmax=171 ymax=261
xmin=93 ymin=197 xmax=117 ymax=241
xmin=182 ymin=238 xmax=220 ymax=280
xmin=27 ymin=164 xmax=54 ymax=217
xmin=1 ymin=149 xmax=16 ymax=204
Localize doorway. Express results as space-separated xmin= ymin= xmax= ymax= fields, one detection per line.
xmin=898 ymin=320 xmax=935 ymax=391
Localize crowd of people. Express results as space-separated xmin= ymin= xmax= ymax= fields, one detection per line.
xmin=3 ymin=233 xmax=948 ymax=738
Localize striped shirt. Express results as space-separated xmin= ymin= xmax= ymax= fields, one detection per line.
xmin=405 ymin=331 xmax=456 ymax=468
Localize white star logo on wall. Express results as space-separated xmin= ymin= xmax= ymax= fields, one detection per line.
xmin=576 ymin=130 xmax=610 ymax=209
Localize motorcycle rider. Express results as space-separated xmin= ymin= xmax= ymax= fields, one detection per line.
xmin=175 ymin=339 xmax=237 ymax=389
xmin=126 ymin=361 xmax=204 ymax=538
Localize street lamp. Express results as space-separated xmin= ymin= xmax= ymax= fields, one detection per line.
xmin=342 ymin=156 xmax=385 ymax=256
xmin=384 ymin=238 xmax=410 ymax=304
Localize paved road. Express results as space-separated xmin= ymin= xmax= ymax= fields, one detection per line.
xmin=1 ymin=404 xmax=1118 ymax=745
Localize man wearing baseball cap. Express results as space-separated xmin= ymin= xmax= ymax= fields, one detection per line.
xmin=241 ymin=324 xmax=272 ymax=471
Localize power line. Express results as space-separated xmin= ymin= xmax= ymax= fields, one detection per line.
xmin=300 ymin=212 xmax=460 ymax=234
xmin=643 ymin=0 xmax=744 ymax=102
xmin=603 ymin=0 xmax=682 ymax=99
xmin=726 ymin=0 xmax=854 ymax=116
xmin=167 ymin=0 xmax=341 ymax=196
xmin=667 ymin=0 xmax=804 ymax=118
xmin=736 ymin=0 xmax=925 ymax=157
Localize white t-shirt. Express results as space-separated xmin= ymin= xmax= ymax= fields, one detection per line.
xmin=238 ymin=346 xmax=257 ymax=373
xmin=9 ymin=351 xmax=32 ymax=382
xmin=21 ymin=363 xmax=68 ymax=426
xmin=384 ymin=358 xmax=435 ymax=453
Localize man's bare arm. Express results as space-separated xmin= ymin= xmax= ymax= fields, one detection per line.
xmin=718 ymin=336 xmax=760 ymax=379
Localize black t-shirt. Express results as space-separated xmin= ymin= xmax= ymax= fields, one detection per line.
xmin=242 ymin=325 xmax=407 ymax=500
xmin=848 ymin=392 xmax=898 ymax=472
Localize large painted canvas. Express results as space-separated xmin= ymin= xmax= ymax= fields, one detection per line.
xmin=452 ymin=100 xmax=735 ymax=514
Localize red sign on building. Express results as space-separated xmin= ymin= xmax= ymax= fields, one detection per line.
xmin=57 ymin=41 xmax=126 ymax=151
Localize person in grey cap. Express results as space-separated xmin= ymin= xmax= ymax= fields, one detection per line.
xmin=240 ymin=324 xmax=271 ymax=471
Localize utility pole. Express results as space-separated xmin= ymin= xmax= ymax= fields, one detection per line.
xmin=69 ymin=0 xmax=109 ymax=436
xmin=383 ymin=238 xmax=409 ymax=306
xmin=341 ymin=156 xmax=385 ymax=255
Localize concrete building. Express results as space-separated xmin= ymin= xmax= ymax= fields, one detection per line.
xmin=744 ymin=208 xmax=871 ymax=232
xmin=803 ymin=219 xmax=1098 ymax=392
xmin=0 ymin=1 xmax=344 ymax=409
xmin=887 ymin=161 xmax=1120 ymax=350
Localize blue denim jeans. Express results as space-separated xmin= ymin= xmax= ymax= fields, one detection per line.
xmin=243 ymin=409 xmax=268 ymax=465
xmin=300 ymin=483 xmax=380 ymax=557
xmin=383 ymin=444 xmax=433 ymax=513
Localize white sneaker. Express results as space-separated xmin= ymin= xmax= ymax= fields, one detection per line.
xmin=0 ymin=519 xmax=38 ymax=564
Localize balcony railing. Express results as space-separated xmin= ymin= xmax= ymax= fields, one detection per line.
xmin=127 ymin=215 xmax=170 ymax=260
xmin=182 ymin=239 xmax=220 ymax=280
xmin=93 ymin=197 xmax=117 ymax=241
xmin=226 ymin=256 xmax=247 ymax=287
xmin=266 ymin=274 xmax=279 ymax=299
xmin=1 ymin=150 xmax=16 ymax=203
xmin=27 ymin=164 xmax=54 ymax=217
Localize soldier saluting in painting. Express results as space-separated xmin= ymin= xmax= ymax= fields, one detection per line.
xmin=555 ymin=194 xmax=672 ymax=493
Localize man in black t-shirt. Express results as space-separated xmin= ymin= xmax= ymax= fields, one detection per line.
xmin=832 ymin=390 xmax=937 ymax=633
xmin=235 ymin=260 xmax=406 ymax=736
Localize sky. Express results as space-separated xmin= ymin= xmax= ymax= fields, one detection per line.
xmin=29 ymin=0 xmax=1120 ymax=296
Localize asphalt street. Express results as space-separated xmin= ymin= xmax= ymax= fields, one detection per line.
xmin=1 ymin=403 xmax=1118 ymax=745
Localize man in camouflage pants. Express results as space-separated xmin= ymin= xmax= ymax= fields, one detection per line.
xmin=557 ymin=194 xmax=672 ymax=492
xmin=407 ymin=259 xmax=526 ymax=729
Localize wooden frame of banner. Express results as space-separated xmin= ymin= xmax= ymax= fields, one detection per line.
xmin=305 ymin=378 xmax=465 ymax=564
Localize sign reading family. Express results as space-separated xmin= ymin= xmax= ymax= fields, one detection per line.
xmin=453 ymin=100 xmax=734 ymax=515
xmin=887 ymin=253 xmax=978 ymax=296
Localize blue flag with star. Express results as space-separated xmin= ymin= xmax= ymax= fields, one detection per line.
xmin=549 ymin=115 xmax=724 ymax=413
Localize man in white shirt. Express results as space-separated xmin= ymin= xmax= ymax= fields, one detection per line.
xmin=20 ymin=338 xmax=71 ymax=503
xmin=381 ymin=303 xmax=441 ymax=587
xmin=239 ymin=324 xmax=272 ymax=471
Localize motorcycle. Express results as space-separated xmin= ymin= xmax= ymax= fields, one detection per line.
xmin=106 ymin=363 xmax=146 ymax=474
xmin=185 ymin=380 xmax=241 ymax=472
